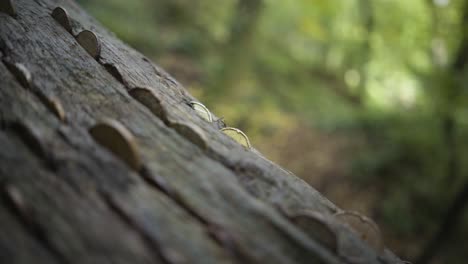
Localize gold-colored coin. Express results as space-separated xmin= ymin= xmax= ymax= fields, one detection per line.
xmin=51 ymin=7 xmax=72 ymax=34
xmin=188 ymin=101 xmax=212 ymax=122
xmin=221 ymin=127 xmax=251 ymax=149
xmin=76 ymin=30 xmax=101 ymax=59
xmin=334 ymin=211 xmax=384 ymax=253
xmin=89 ymin=119 xmax=141 ymax=171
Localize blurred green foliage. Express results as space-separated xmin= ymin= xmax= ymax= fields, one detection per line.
xmin=78 ymin=0 xmax=468 ymax=262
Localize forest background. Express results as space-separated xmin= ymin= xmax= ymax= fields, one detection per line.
xmin=77 ymin=0 xmax=468 ymax=263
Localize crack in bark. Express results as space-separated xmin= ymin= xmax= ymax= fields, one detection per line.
xmin=56 ymin=125 xmax=245 ymax=263
xmin=75 ymin=40 xmax=368 ymax=264
xmin=0 ymin=121 xmax=52 ymax=167
xmin=99 ymin=192 xmax=173 ymax=264
xmin=2 ymin=123 xmax=172 ymax=264
xmin=0 ymin=183 xmax=70 ymax=264
xmin=1 ymin=12 xmax=243 ymax=262
xmin=1 ymin=58 xmax=66 ymax=123
xmin=138 ymin=166 xmax=253 ymax=264
xmin=99 ymin=62 xmax=341 ymax=263
xmin=0 ymin=1 xmax=403 ymax=263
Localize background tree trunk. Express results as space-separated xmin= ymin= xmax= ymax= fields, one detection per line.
xmin=0 ymin=0 xmax=401 ymax=263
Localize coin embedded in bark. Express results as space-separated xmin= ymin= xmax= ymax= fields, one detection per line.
xmin=334 ymin=211 xmax=384 ymax=253
xmin=46 ymin=97 xmax=66 ymax=122
xmin=4 ymin=62 xmax=32 ymax=88
xmin=89 ymin=119 xmax=141 ymax=171
xmin=221 ymin=127 xmax=251 ymax=149
xmin=188 ymin=101 xmax=212 ymax=122
xmin=51 ymin=7 xmax=72 ymax=34
xmin=9 ymin=121 xmax=46 ymax=157
xmin=104 ymin=63 xmax=125 ymax=85
xmin=290 ymin=211 xmax=338 ymax=252
xmin=129 ymin=87 xmax=167 ymax=121
xmin=76 ymin=30 xmax=101 ymax=59
xmin=0 ymin=0 xmax=16 ymax=16
xmin=172 ymin=122 xmax=208 ymax=149
xmin=4 ymin=184 xmax=25 ymax=213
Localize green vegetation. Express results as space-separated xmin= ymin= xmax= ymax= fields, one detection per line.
xmin=78 ymin=0 xmax=468 ymax=262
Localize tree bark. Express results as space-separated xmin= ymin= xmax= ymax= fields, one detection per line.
xmin=0 ymin=0 xmax=401 ymax=263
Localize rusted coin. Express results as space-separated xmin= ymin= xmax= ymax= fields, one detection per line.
xmin=76 ymin=30 xmax=101 ymax=59
xmin=334 ymin=211 xmax=384 ymax=253
xmin=221 ymin=127 xmax=251 ymax=149
xmin=51 ymin=7 xmax=72 ymax=34
xmin=188 ymin=101 xmax=212 ymax=122
xmin=89 ymin=119 xmax=141 ymax=171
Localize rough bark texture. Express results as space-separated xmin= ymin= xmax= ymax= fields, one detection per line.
xmin=0 ymin=1 xmax=402 ymax=263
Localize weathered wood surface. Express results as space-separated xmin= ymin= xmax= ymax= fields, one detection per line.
xmin=0 ymin=0 xmax=402 ymax=263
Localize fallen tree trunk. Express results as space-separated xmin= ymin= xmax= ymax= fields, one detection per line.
xmin=0 ymin=0 xmax=402 ymax=263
